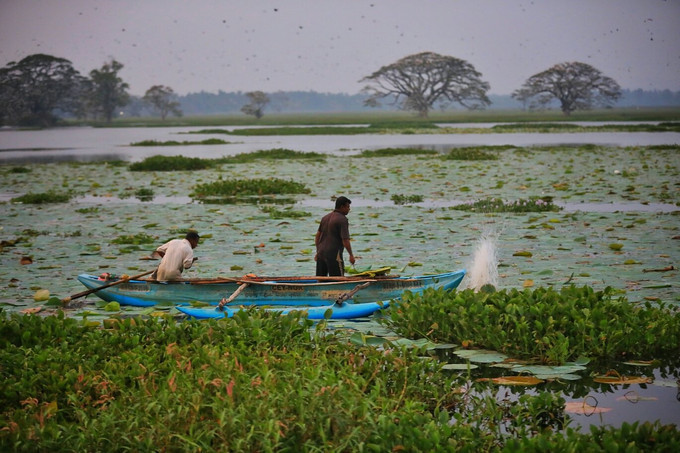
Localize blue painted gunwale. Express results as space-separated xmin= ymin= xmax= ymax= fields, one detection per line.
xmin=76 ymin=269 xmax=465 ymax=308
xmin=176 ymin=300 xmax=390 ymax=320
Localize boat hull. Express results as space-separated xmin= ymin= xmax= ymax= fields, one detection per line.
xmin=76 ymin=270 xmax=465 ymax=308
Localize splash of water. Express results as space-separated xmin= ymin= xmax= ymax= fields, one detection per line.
xmin=462 ymin=232 xmax=499 ymax=291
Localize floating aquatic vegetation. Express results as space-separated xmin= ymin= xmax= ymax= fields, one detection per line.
xmin=111 ymin=233 xmax=157 ymax=245
xmin=391 ymin=193 xmax=424 ymax=205
xmin=134 ymin=188 xmax=154 ymax=202
xmin=358 ymin=147 xmax=439 ymax=157
xmin=11 ymin=191 xmax=72 ymax=204
xmin=129 ymin=138 xmax=229 ymax=146
xmin=216 ymin=148 xmax=326 ymax=163
xmin=442 ymin=146 xmax=506 ymax=160
xmin=385 ymin=286 xmax=680 ymax=365
xmin=129 ymin=155 xmax=216 ymax=171
xmin=191 ymin=177 xmax=310 ymax=198
xmin=259 ymin=205 xmax=311 ymax=219
xmin=453 ymin=197 xmax=561 ymax=213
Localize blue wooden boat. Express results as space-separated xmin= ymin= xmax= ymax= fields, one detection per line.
xmin=76 ymin=269 xmax=465 ymax=308
xmin=176 ymin=300 xmax=391 ymax=320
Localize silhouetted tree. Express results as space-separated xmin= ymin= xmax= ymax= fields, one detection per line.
xmin=0 ymin=54 xmax=86 ymax=126
xmin=241 ymin=91 xmax=270 ymax=119
xmin=512 ymin=62 xmax=622 ymax=115
xmin=360 ymin=52 xmax=490 ymax=117
xmin=143 ymin=85 xmax=182 ymax=120
xmin=89 ymin=59 xmax=130 ymax=122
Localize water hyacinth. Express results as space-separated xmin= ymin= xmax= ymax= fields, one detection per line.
xmin=453 ymin=197 xmax=561 ymax=213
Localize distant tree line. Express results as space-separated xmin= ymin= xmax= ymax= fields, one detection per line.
xmin=164 ymin=88 xmax=680 ymax=116
xmin=2 ymin=52 xmax=679 ymax=126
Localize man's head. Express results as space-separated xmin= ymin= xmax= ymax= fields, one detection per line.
xmin=185 ymin=232 xmax=200 ymax=249
xmin=335 ymin=196 xmax=351 ymax=214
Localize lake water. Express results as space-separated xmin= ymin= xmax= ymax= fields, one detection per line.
xmin=1 ymin=125 xmax=679 ymax=163
xmin=1 ymin=124 xmax=679 ymax=433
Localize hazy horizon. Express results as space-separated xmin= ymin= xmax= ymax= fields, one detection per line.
xmin=1 ymin=0 xmax=678 ymax=97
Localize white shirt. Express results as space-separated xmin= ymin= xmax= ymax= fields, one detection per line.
xmin=155 ymin=238 xmax=194 ymax=281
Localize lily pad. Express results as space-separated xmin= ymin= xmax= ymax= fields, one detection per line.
xmin=477 ymin=375 xmax=544 ymax=386
xmin=442 ymin=363 xmax=479 ymax=371
xmin=454 ymin=349 xmax=509 ymax=363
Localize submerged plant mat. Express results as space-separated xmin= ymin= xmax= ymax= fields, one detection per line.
xmin=0 ymin=145 xmax=678 ymax=316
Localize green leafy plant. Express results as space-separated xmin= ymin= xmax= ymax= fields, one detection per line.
xmin=385 ymin=285 xmax=680 ymax=364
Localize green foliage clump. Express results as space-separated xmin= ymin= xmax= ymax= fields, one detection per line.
xmin=8 ymin=166 xmax=32 ymax=174
xmin=217 ymin=148 xmax=326 ymax=163
xmin=391 ymin=194 xmax=424 ymax=205
xmin=111 ymin=232 xmax=157 ymax=245
xmin=11 ymin=191 xmax=71 ymax=204
xmin=134 ymin=187 xmax=154 ymax=201
xmin=192 ymin=178 xmax=310 ymax=198
xmin=443 ymin=147 xmax=502 ymax=160
xmin=368 ymin=122 xmax=440 ymax=130
xmin=453 ymin=197 xmax=561 ymax=213
xmin=129 ymin=155 xmax=215 ymax=171
xmin=492 ymin=123 xmax=582 ymax=131
xmin=2 ymin=311 xmax=679 ymax=451
xmin=260 ymin=205 xmax=311 ymax=219
xmin=386 ymin=285 xmax=680 ymax=364
xmin=129 ymin=138 xmax=228 ymax=146
xmin=359 ymin=147 xmax=439 ymax=157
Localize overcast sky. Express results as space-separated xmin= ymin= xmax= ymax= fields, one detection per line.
xmin=1 ymin=0 xmax=678 ymax=96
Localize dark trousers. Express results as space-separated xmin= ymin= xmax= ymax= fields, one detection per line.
xmin=316 ymin=251 xmax=344 ymax=276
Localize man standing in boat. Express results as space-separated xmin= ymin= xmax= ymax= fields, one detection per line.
xmin=152 ymin=232 xmax=199 ymax=281
xmin=315 ymin=196 xmax=355 ymax=276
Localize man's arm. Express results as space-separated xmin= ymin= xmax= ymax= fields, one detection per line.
xmin=342 ymin=238 xmax=355 ymax=265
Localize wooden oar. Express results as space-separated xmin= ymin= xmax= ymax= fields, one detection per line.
xmin=217 ymin=282 xmax=250 ymax=311
xmin=334 ymin=281 xmax=372 ymax=305
xmin=61 ymin=270 xmax=155 ymax=305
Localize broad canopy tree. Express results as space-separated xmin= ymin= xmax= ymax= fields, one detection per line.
xmin=512 ymin=62 xmax=622 ymax=115
xmin=0 ymin=54 xmax=86 ymax=126
xmin=88 ymin=59 xmax=130 ymax=122
xmin=143 ymin=85 xmax=182 ymax=120
xmin=360 ymin=52 xmax=490 ymax=117
xmin=240 ymin=91 xmax=270 ymax=119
